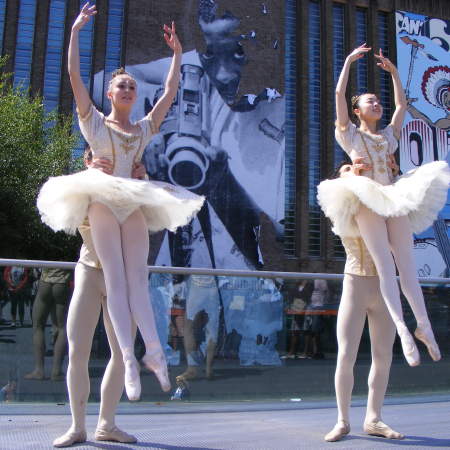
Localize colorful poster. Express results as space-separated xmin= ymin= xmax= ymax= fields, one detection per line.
xmin=92 ymin=0 xmax=285 ymax=271
xmin=396 ymin=10 xmax=450 ymax=278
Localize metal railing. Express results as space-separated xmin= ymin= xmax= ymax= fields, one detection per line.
xmin=1 ymin=258 xmax=449 ymax=284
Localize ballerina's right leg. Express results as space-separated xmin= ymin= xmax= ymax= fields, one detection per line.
xmin=88 ymin=202 xmax=139 ymax=400
xmin=355 ymin=205 xmax=419 ymax=366
xmin=120 ymin=208 xmax=171 ymax=392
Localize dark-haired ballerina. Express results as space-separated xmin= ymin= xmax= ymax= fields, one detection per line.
xmin=318 ymin=44 xmax=450 ymax=366
xmin=37 ymin=2 xmax=204 ymax=402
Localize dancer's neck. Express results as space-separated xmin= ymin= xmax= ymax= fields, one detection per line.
xmin=359 ymin=119 xmax=378 ymax=135
xmin=107 ymin=108 xmax=132 ymax=127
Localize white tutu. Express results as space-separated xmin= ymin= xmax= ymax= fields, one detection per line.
xmin=37 ymin=168 xmax=205 ymax=235
xmin=317 ymin=161 xmax=450 ymax=238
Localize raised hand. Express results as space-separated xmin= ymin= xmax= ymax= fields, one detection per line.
xmin=163 ymin=22 xmax=182 ymax=55
xmin=375 ymin=48 xmax=396 ymax=73
xmin=347 ymin=43 xmax=372 ymax=63
xmin=72 ymin=2 xmax=97 ymax=32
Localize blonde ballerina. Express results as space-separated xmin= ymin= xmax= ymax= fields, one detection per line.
xmin=37 ymin=2 xmax=204 ymax=400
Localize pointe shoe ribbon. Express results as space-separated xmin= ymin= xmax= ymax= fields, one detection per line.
xmin=324 ymin=420 xmax=350 ymax=442
xmin=415 ymin=324 xmax=441 ymax=362
xmin=397 ymin=323 xmax=420 ymax=367
xmin=142 ymin=350 xmax=171 ymax=392
xmin=363 ymin=420 xmax=405 ymax=439
xmin=95 ymin=426 xmax=137 ymax=443
xmin=124 ymin=357 xmax=141 ymax=401
xmin=53 ymin=430 xmax=87 ymax=448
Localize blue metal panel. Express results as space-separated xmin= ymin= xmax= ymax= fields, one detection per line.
xmin=284 ymin=0 xmax=296 ymax=256
xmin=355 ymin=8 xmax=368 ymax=94
xmin=378 ymin=11 xmax=392 ymax=128
xmin=308 ymin=1 xmax=321 ymax=257
xmin=43 ymin=0 xmax=68 ymax=113
xmin=13 ymin=0 xmax=38 ymax=90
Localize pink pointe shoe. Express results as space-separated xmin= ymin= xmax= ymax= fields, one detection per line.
xmin=124 ymin=356 xmax=141 ymax=401
xmin=142 ymin=350 xmax=171 ymax=392
xmin=396 ymin=323 xmax=420 ymax=367
xmin=415 ymin=324 xmax=441 ymax=362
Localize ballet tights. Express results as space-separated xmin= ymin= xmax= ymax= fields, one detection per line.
xmin=355 ymin=205 xmax=430 ymax=329
xmin=87 ymin=203 xmax=163 ymax=359
xmin=335 ymin=275 xmax=396 ymax=424
xmin=65 ymin=263 xmax=133 ymax=434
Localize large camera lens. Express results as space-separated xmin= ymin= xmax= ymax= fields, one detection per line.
xmin=165 ymin=137 xmax=210 ymax=190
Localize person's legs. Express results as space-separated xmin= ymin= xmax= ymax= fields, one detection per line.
xmin=24 ymin=281 xmax=53 ymax=379
xmin=95 ymin=293 xmax=137 ymax=443
xmin=88 ymin=202 xmax=138 ymax=399
xmin=355 ymin=205 xmax=419 ymax=366
xmin=53 ymin=264 xmax=102 ymax=448
xmin=177 ymin=317 xmax=200 ymax=381
xmin=387 ymin=215 xmax=440 ymax=361
xmin=120 ymin=208 xmax=170 ymax=392
xmin=204 ymin=288 xmax=220 ymax=379
xmin=17 ymin=292 xmax=25 ymax=325
xmin=325 ymin=275 xmax=367 ymax=442
xmin=364 ymin=283 xmax=404 ymax=439
xmin=50 ymin=283 xmax=70 ymax=380
xmin=10 ymin=292 xmax=18 ymax=324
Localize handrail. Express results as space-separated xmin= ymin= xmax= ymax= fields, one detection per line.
xmin=1 ymin=258 xmax=449 ymax=285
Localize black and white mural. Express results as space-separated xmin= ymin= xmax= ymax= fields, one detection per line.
xmin=93 ymin=0 xmax=285 ymax=271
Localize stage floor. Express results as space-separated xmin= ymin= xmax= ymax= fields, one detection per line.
xmin=1 ymin=396 xmax=450 ymax=449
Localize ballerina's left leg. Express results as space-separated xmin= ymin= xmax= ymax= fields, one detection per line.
xmin=88 ymin=203 xmax=138 ymax=400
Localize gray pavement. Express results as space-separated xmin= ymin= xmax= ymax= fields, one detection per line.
xmin=1 ymin=397 xmax=450 ymax=449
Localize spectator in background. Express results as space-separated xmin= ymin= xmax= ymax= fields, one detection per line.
xmin=300 ymin=279 xmax=328 ymax=360
xmin=24 ymin=268 xmax=71 ymax=381
xmin=3 ymin=266 xmax=29 ymax=327
xmin=282 ymin=280 xmax=313 ymax=359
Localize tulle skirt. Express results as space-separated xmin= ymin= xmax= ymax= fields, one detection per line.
xmin=37 ymin=168 xmax=205 ymax=235
xmin=317 ymin=161 xmax=450 ymax=238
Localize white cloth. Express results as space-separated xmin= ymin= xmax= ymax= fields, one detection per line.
xmin=310 ymin=279 xmax=328 ymax=307
xmin=317 ymin=161 xmax=450 ymax=238
xmin=37 ymin=105 xmax=205 ymax=234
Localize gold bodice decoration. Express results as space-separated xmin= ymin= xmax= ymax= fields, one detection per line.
xmin=358 ymin=130 xmax=389 ymax=177
xmin=109 ymin=127 xmax=142 ymax=154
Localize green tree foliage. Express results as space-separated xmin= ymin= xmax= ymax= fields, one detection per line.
xmin=0 ymin=58 xmax=81 ymax=260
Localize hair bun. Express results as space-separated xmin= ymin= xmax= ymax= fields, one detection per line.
xmin=111 ymin=67 xmax=129 ymax=79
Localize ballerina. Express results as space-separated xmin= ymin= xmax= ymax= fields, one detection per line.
xmin=318 ymin=44 xmax=450 ymax=366
xmin=37 ymin=2 xmax=205 ymax=401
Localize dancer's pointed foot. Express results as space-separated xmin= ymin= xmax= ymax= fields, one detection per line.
xmin=51 ymin=372 xmax=65 ymax=381
xmin=363 ymin=420 xmax=404 ymax=439
xmin=95 ymin=425 xmax=137 ymax=443
xmin=397 ymin=323 xmax=420 ymax=366
xmin=324 ymin=420 xmax=350 ymax=442
xmin=24 ymin=369 xmax=47 ymax=380
xmin=176 ymin=366 xmax=198 ymax=383
xmin=142 ymin=349 xmax=171 ymax=392
xmin=53 ymin=430 xmax=87 ymax=447
xmin=124 ymin=356 xmax=141 ymax=401
xmin=415 ymin=324 xmax=441 ymax=362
